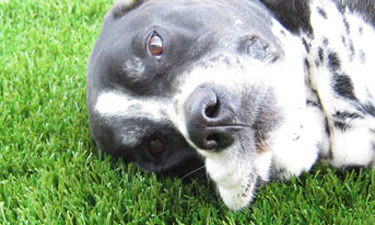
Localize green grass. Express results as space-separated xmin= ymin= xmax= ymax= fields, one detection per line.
xmin=1 ymin=0 xmax=374 ymax=224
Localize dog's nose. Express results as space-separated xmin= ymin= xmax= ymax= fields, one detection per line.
xmin=185 ymin=86 xmax=238 ymax=151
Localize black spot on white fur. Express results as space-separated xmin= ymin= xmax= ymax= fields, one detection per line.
xmin=340 ymin=35 xmax=355 ymax=61
xmin=332 ymin=111 xmax=362 ymax=132
xmin=357 ymin=103 xmax=375 ymax=118
xmin=333 ymin=120 xmax=350 ymax=131
xmin=317 ymin=7 xmax=327 ymax=19
xmin=334 ymin=111 xmax=363 ymax=120
xmin=359 ymin=26 xmax=363 ymax=35
xmin=343 ymin=18 xmax=350 ymax=35
xmin=302 ymin=38 xmax=310 ymax=53
xmin=359 ymin=50 xmax=366 ymax=63
xmin=331 ymin=73 xmax=357 ymax=101
xmin=327 ymin=52 xmax=341 ymax=71
xmin=318 ymin=47 xmax=324 ymax=63
xmin=304 ymin=58 xmax=311 ymax=72
xmin=317 ymin=117 xmax=334 ymax=160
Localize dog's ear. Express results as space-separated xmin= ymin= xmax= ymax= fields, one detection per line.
xmin=111 ymin=0 xmax=146 ymax=18
xmin=105 ymin=0 xmax=146 ymax=21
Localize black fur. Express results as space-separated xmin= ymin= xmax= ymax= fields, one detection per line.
xmin=318 ymin=47 xmax=324 ymax=63
xmin=260 ymin=0 xmax=314 ymax=36
xmin=334 ymin=0 xmax=375 ymax=28
xmin=331 ymin=73 xmax=357 ymax=101
xmin=327 ymin=52 xmax=341 ymax=72
xmin=358 ymin=103 xmax=375 ymax=117
xmin=317 ymin=7 xmax=327 ymax=19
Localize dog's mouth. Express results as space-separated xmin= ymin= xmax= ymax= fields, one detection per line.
xmin=178 ymin=84 xmax=278 ymax=210
xmin=201 ymin=136 xmax=273 ymax=210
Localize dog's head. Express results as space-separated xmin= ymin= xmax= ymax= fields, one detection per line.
xmin=87 ymin=0 xmax=306 ymax=209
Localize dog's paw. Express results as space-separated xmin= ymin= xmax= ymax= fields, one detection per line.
xmin=270 ymin=106 xmax=326 ymax=180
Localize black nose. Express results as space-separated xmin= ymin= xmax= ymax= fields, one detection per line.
xmin=185 ymin=86 xmax=239 ymax=151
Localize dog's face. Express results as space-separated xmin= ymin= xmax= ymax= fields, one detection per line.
xmin=87 ymin=0 xmax=306 ymax=209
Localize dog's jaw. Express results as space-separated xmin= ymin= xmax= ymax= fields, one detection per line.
xmin=201 ymin=145 xmax=272 ymax=210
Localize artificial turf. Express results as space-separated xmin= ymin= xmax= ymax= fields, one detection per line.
xmin=0 ymin=0 xmax=374 ymax=224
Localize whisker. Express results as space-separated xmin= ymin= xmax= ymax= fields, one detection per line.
xmin=181 ymin=165 xmax=206 ymax=180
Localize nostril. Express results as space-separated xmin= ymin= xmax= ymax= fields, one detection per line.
xmin=205 ymin=133 xmax=220 ymax=150
xmin=204 ymin=132 xmax=234 ymax=151
xmin=206 ymin=133 xmax=220 ymax=142
xmin=204 ymin=96 xmax=221 ymax=118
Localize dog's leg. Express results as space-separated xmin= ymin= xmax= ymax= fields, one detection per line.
xmin=270 ymin=103 xmax=328 ymax=179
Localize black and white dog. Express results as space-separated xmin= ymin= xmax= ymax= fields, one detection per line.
xmin=87 ymin=0 xmax=375 ymax=210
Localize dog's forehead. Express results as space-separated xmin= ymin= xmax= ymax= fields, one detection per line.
xmin=117 ymin=0 xmax=275 ymax=35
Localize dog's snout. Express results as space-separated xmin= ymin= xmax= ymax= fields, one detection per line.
xmin=185 ymin=86 xmax=237 ymax=151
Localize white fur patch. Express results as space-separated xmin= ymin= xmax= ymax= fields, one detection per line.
xmin=330 ymin=127 xmax=375 ymax=167
xmin=123 ymin=57 xmax=146 ymax=80
xmin=95 ymin=91 xmax=168 ymax=120
xmin=203 ymin=145 xmax=257 ymax=210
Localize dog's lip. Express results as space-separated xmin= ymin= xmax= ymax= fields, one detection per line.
xmin=205 ymin=124 xmax=251 ymax=129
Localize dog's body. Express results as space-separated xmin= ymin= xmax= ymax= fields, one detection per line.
xmin=87 ymin=0 xmax=375 ymax=210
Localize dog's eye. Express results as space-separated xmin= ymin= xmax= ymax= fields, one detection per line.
xmin=148 ymin=33 xmax=163 ymax=58
xmin=148 ymin=138 xmax=164 ymax=155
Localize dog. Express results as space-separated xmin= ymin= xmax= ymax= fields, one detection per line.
xmin=86 ymin=0 xmax=375 ymax=210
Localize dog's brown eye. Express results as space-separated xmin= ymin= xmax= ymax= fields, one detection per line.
xmin=148 ymin=33 xmax=163 ymax=58
xmin=148 ymin=139 xmax=164 ymax=154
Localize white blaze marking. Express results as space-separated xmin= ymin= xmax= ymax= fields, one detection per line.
xmin=95 ymin=91 xmax=169 ymax=120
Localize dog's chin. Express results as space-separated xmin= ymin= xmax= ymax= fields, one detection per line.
xmin=197 ymin=138 xmax=272 ymax=210
xmin=217 ymin=175 xmax=258 ymax=210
